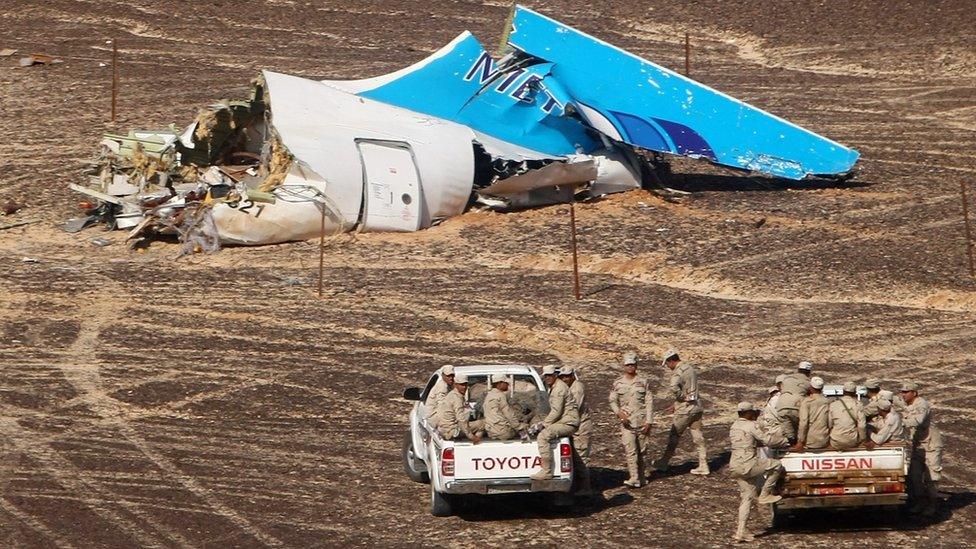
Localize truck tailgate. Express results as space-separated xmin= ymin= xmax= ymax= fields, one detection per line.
xmin=780 ymin=446 xmax=907 ymax=478
xmin=453 ymin=441 xmax=546 ymax=480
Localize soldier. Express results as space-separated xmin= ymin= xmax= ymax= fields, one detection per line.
xmin=861 ymin=378 xmax=884 ymax=431
xmin=793 ymin=376 xmax=830 ymax=451
xmin=775 ymin=377 xmax=807 ymax=445
xmin=609 ymin=351 xmax=654 ymax=488
xmin=757 ymin=386 xmax=789 ymax=449
xmin=530 ymin=366 xmax=580 ymax=480
xmin=866 ymin=399 xmax=906 ymax=447
xmin=654 ymin=349 xmax=709 ymax=475
xmin=827 ymin=381 xmax=866 ymax=450
xmin=425 ymin=365 xmax=455 ymax=423
xmin=729 ymin=402 xmax=783 ymax=543
xmin=781 ymin=361 xmax=813 ymax=396
xmin=560 ymin=366 xmax=593 ymax=496
xmin=433 ymin=373 xmax=484 ymax=442
xmin=483 ymin=374 xmax=527 ymax=440
xmin=900 ymin=382 xmax=944 ymax=516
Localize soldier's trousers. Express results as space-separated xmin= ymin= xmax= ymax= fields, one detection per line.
xmin=732 ymin=458 xmax=783 ymax=535
xmin=660 ymin=408 xmax=707 ymax=466
xmin=573 ymin=419 xmax=592 ymax=491
xmin=536 ymin=423 xmax=576 ymax=474
xmin=620 ymin=426 xmax=648 ymax=483
xmin=910 ymin=445 xmax=943 ymax=506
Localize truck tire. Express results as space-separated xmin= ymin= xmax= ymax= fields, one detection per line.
xmin=430 ymin=484 xmax=454 ymax=517
xmin=402 ymin=430 xmax=429 ymax=483
xmin=550 ymin=492 xmax=574 ymax=508
xmin=771 ymin=505 xmax=787 ymax=529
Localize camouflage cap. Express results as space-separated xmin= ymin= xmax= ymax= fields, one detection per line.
xmin=736 ymin=401 xmax=757 ymax=412
xmin=541 ymin=365 xmax=558 ymax=376
xmin=662 ymin=348 xmax=680 ymax=365
xmin=559 ymin=366 xmax=575 ymax=376
xmin=879 ymin=389 xmax=894 ymax=400
xmin=798 ymin=361 xmax=813 ymax=372
xmin=810 ymin=376 xmax=825 ymax=390
xmin=877 ymin=399 xmax=892 ymax=411
xmin=864 ymin=378 xmax=881 ymax=390
xmin=454 ymin=372 xmax=469 ymax=384
xmin=899 ymin=381 xmax=919 ymax=392
xmin=440 ymin=364 xmax=455 ymax=375
xmin=843 ymin=381 xmax=857 ymax=393
xmin=622 ymin=351 xmax=637 ymax=365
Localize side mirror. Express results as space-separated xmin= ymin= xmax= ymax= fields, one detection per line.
xmin=403 ymin=387 xmax=422 ymax=401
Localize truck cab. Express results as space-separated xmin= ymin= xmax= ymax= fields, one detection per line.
xmin=401 ymin=365 xmax=574 ymax=516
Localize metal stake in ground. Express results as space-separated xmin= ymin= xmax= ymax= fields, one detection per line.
xmin=569 ymin=198 xmax=581 ymax=300
xmin=318 ymin=201 xmax=326 ymax=297
xmin=111 ymin=38 xmax=118 ymax=123
xmin=962 ymin=181 xmax=975 ymax=279
xmin=684 ymin=32 xmax=690 ymax=77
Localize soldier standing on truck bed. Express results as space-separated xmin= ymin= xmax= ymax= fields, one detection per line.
xmin=793 ymin=376 xmax=830 ymax=451
xmin=529 ymin=366 xmax=580 ymax=480
xmin=900 ymin=382 xmax=944 ymax=516
xmin=861 ymin=378 xmax=884 ymax=431
xmin=560 ymin=366 xmax=593 ymax=496
xmin=425 ymin=365 xmax=455 ymax=422
xmin=757 ymin=385 xmax=789 ymax=449
xmin=483 ymin=374 xmax=527 ymax=441
xmin=729 ymin=401 xmax=783 ymax=543
xmin=654 ymin=349 xmax=709 ymax=475
xmin=775 ymin=372 xmax=808 ymax=446
xmin=827 ymin=381 xmax=866 ymax=450
xmin=433 ymin=373 xmax=485 ymax=443
xmin=609 ymin=352 xmax=654 ymax=488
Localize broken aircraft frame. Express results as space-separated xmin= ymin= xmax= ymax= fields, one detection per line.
xmin=71 ymin=5 xmax=859 ymax=251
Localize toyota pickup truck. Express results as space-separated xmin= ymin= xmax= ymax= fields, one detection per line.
xmin=401 ymin=364 xmax=574 ymax=516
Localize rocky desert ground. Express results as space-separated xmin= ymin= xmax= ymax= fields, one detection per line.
xmin=1 ymin=0 xmax=974 ymax=547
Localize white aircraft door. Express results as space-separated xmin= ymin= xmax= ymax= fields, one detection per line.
xmin=358 ymin=141 xmax=423 ymax=232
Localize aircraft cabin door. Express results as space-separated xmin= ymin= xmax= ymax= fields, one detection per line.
xmin=357 ymin=140 xmax=423 ymax=232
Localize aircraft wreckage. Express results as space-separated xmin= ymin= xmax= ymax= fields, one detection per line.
xmin=70 ymin=6 xmax=859 ymax=252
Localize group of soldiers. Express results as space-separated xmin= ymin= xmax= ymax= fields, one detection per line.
xmin=422 ymin=355 xmax=944 ymax=540
xmin=731 ymin=361 xmax=945 ymax=541
xmin=423 ymin=349 xmax=709 ymax=496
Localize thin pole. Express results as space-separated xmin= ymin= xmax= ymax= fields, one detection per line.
xmin=318 ymin=203 xmax=326 ymax=297
xmin=569 ymin=199 xmax=581 ymax=300
xmin=684 ymin=32 xmax=690 ymax=76
xmin=111 ymin=38 xmax=118 ymax=123
xmin=962 ymin=182 xmax=975 ymax=279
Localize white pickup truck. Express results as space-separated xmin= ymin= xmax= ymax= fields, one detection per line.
xmin=772 ymin=444 xmax=909 ymax=525
xmin=771 ymin=385 xmax=910 ymax=525
xmin=401 ymin=364 xmax=574 ymax=516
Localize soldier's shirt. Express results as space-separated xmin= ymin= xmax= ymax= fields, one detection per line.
xmin=781 ymin=372 xmax=809 ymax=396
xmin=434 ymin=390 xmax=476 ymax=438
xmin=902 ymin=396 xmax=943 ymax=449
xmin=797 ymin=393 xmax=830 ymax=448
xmin=542 ymin=378 xmax=580 ymax=428
xmin=570 ymin=380 xmax=591 ymax=433
xmin=425 ymin=378 xmax=451 ymax=420
xmin=871 ymin=411 xmax=907 ymax=445
xmin=728 ymin=418 xmax=775 ymax=478
xmin=775 ymin=391 xmax=802 ymax=438
xmin=667 ymin=363 xmax=702 ymax=414
xmin=609 ymin=375 xmax=653 ymax=428
xmin=484 ymin=388 xmax=524 ymax=438
xmin=827 ymin=395 xmax=866 ymax=447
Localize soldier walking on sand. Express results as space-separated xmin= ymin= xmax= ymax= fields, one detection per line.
xmin=654 ymin=349 xmax=709 ymax=475
xmin=609 ymin=351 xmax=653 ymax=488
xmin=729 ymin=402 xmax=783 ymax=543
xmin=529 ymin=366 xmax=579 ymax=480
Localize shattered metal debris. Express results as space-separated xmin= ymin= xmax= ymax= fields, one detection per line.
xmin=66 ymin=4 xmax=859 ymax=253
xmin=21 ymin=257 xmax=39 ymax=263
xmin=18 ymin=53 xmax=62 ymax=67
xmin=90 ymin=237 xmax=112 ymax=247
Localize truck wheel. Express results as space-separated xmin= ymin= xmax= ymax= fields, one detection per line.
xmin=551 ymin=492 xmax=574 ymax=508
xmin=402 ymin=430 xmax=429 ymax=483
xmin=430 ymin=484 xmax=454 ymax=517
xmin=771 ymin=505 xmax=787 ymax=529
